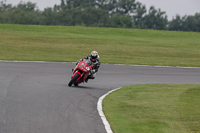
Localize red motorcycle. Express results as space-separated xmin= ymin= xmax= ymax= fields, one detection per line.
xmin=68 ymin=59 xmax=93 ymax=87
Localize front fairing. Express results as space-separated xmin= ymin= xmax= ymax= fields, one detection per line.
xmin=72 ymin=59 xmax=92 ymax=82
xmin=79 ymin=60 xmax=92 ymax=72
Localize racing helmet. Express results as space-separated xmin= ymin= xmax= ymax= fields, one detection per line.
xmin=90 ymin=51 xmax=98 ymax=62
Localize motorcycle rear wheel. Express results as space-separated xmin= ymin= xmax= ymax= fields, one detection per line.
xmin=68 ymin=73 xmax=80 ymax=87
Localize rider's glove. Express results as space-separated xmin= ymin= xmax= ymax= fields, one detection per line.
xmin=91 ymin=69 xmax=96 ymax=74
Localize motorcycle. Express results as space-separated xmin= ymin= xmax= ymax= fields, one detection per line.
xmin=68 ymin=59 xmax=93 ymax=87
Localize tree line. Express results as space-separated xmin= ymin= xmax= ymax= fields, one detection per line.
xmin=0 ymin=0 xmax=200 ymax=32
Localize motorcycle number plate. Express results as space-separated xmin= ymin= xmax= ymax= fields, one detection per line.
xmin=86 ymin=67 xmax=90 ymax=71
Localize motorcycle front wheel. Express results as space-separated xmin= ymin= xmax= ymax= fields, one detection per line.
xmin=68 ymin=73 xmax=80 ymax=87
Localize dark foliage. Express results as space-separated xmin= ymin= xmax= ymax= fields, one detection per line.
xmin=0 ymin=0 xmax=199 ymax=31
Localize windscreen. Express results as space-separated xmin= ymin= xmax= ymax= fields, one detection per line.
xmin=84 ymin=59 xmax=91 ymax=66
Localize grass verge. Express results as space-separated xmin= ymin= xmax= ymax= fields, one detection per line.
xmin=103 ymin=84 xmax=200 ymax=133
xmin=0 ymin=24 xmax=200 ymax=67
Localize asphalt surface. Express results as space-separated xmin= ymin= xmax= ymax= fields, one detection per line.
xmin=0 ymin=61 xmax=199 ymax=133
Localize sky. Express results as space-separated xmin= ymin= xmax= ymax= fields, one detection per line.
xmin=3 ymin=0 xmax=200 ymax=20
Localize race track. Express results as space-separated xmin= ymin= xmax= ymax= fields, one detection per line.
xmin=0 ymin=61 xmax=199 ymax=133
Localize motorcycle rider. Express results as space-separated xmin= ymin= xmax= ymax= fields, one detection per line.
xmin=76 ymin=51 xmax=101 ymax=83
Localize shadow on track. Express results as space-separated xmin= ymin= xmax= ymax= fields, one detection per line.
xmin=70 ymin=85 xmax=95 ymax=89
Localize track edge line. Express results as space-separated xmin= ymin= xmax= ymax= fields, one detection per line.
xmin=97 ymin=87 xmax=121 ymax=133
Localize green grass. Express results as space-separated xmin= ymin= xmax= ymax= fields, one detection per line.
xmin=103 ymin=84 xmax=200 ymax=133
xmin=0 ymin=24 xmax=200 ymax=67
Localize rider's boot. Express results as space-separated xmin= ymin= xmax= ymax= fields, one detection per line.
xmin=85 ymin=77 xmax=89 ymax=83
xmin=85 ymin=75 xmax=90 ymax=83
xmin=85 ymin=75 xmax=95 ymax=83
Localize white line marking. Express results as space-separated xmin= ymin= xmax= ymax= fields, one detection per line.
xmin=0 ymin=60 xmax=75 ymax=64
xmin=114 ymin=64 xmax=200 ymax=69
xmin=97 ymin=87 xmax=121 ymax=133
xmin=0 ymin=60 xmax=199 ymax=69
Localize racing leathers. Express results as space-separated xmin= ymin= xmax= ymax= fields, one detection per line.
xmin=76 ymin=55 xmax=101 ymax=82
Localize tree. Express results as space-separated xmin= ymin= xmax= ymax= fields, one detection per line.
xmin=168 ymin=15 xmax=184 ymax=31
xmin=141 ymin=6 xmax=168 ymax=30
xmin=132 ymin=2 xmax=146 ymax=27
xmin=64 ymin=0 xmax=96 ymax=9
xmin=82 ymin=7 xmax=109 ymax=27
xmin=0 ymin=1 xmax=44 ymax=24
xmin=97 ymin=0 xmax=137 ymax=16
xmin=183 ymin=13 xmax=200 ymax=32
xmin=1 ymin=0 xmax=171 ymax=30
xmin=108 ymin=13 xmax=134 ymax=28
xmin=0 ymin=1 xmax=13 ymax=23
xmin=42 ymin=8 xmax=60 ymax=25
xmin=168 ymin=13 xmax=200 ymax=32
xmin=10 ymin=2 xmax=43 ymax=25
